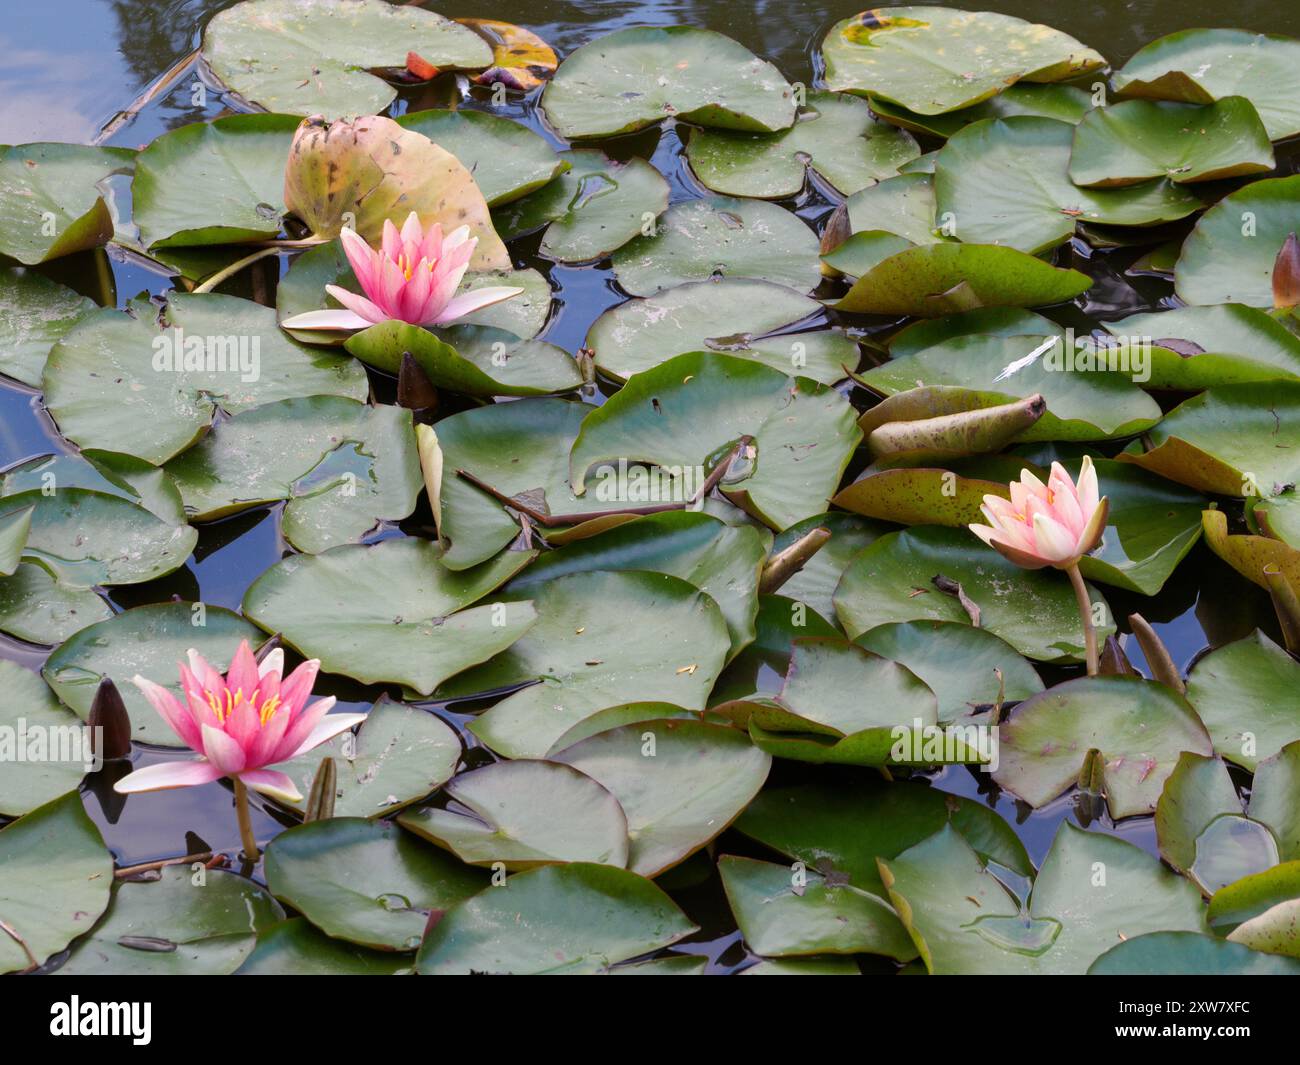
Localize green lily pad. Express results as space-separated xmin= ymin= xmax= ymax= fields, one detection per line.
xmin=880 ymin=822 xmax=1205 ymax=974
xmin=768 ymin=513 xmax=891 ymax=627
xmin=1174 ymin=174 xmax=1300 ymax=307
xmin=0 ymin=267 xmax=97 ymax=387
xmin=238 ymin=917 xmax=412 ymax=975
xmin=1254 ymin=489 xmax=1300 ymax=548
xmin=1104 ymin=303 xmax=1300 ymax=388
xmin=1154 ymin=752 xmax=1243 ymax=874
xmin=868 ymin=83 xmax=1094 ymax=139
xmin=399 ymin=759 xmax=629 ymax=870
xmin=269 ymin=698 xmax=460 ymax=819
xmin=453 ymin=570 xmax=730 ymax=759
xmin=509 ymin=510 xmax=767 ymax=658
xmin=1113 ymin=28 xmax=1300 ymax=141
xmin=821 ymin=8 xmax=1104 ymax=116
xmin=1208 ymin=861 xmax=1300 ymax=935
xmin=833 ymin=525 xmax=1116 ymax=662
xmin=0 ymin=507 xmax=30 ymax=577
xmin=854 ymin=620 xmax=1045 ymax=724
xmin=889 ymin=308 xmax=1061 ymax=356
xmin=0 ymin=143 xmax=133 ymax=263
xmin=1069 ymin=97 xmax=1274 ymax=187
xmin=1190 ymin=816 xmax=1280 ymax=896
xmin=570 ymin=352 xmax=861 ymax=530
xmin=736 ymin=776 xmax=1032 ymax=895
xmin=611 ymin=197 xmax=821 ymax=296
xmin=540 ymin=26 xmax=795 ymax=139
xmin=831 ymin=242 xmax=1092 ymax=318
xmin=416 ymin=862 xmax=697 ymax=974
xmin=844 ymin=173 xmax=948 ymax=245
xmin=263 ymin=817 xmax=485 ymax=951
xmin=857 ymin=334 xmax=1161 ymax=440
xmin=742 ymin=956 xmax=861 ymax=975
xmin=0 ymin=564 xmax=112 ymax=646
xmin=164 ymin=396 xmax=421 ymax=552
xmin=1227 ymin=898 xmax=1300 ymax=959
xmin=934 ymin=117 xmax=1202 ymax=254
xmin=0 ymin=793 xmax=112 ymax=974
xmin=820 ymin=230 xmax=916 ymax=279
xmin=832 ymin=466 xmax=1007 ymax=528
xmin=58 ymin=865 xmax=284 ymax=975
xmin=492 ymin=149 xmax=668 ymax=263
xmin=993 ymin=675 xmax=1213 ymax=818
xmin=396 ymin=109 xmax=567 ymax=207
xmin=0 ymin=661 xmax=86 ymax=817
xmin=1251 ymin=741 xmax=1300 ymax=861
xmin=552 ymin=719 xmax=770 ymax=877
xmin=1185 ymin=630 xmax=1300 ymax=771
xmin=243 ymin=537 xmax=536 ymax=696
xmin=202 ymin=0 xmax=491 ymax=118
xmin=131 ymin=113 xmax=297 ymax=248
xmin=718 ymin=855 xmax=915 ymax=960
xmin=685 ymin=91 xmax=919 ymax=198
xmin=1089 ymin=930 xmax=1300 ymax=974
xmin=44 ymin=293 xmax=367 ymax=465
xmin=42 ymin=603 xmax=266 ymax=746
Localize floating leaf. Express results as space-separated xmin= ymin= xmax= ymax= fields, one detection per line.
xmin=832 ymin=467 xmax=1007 ymax=527
xmin=458 ymin=18 xmax=558 ymax=92
xmin=868 ymin=83 xmax=1094 ymax=138
xmin=0 ymin=661 xmax=86 ymax=816
xmin=0 ymin=267 xmax=97 ymax=387
xmin=768 ymin=513 xmax=890 ymax=626
xmin=1190 ymin=816 xmax=1280 ymax=896
xmin=844 ymin=172 xmax=948 ymax=246
xmin=1208 ymin=861 xmax=1300 ymax=935
xmin=1089 ymin=930 xmax=1300 ymax=974
xmin=238 ymin=917 xmax=411 ymax=975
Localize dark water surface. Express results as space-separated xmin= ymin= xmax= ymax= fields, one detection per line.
xmin=3 ymin=0 xmax=1297 ymax=973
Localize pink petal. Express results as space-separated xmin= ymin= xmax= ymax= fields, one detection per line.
xmin=200 ymin=723 xmax=247 ymax=775
xmin=340 ymin=228 xmax=380 ymax=292
xmin=226 ymin=641 xmax=259 ymax=701
xmin=271 ymin=696 xmax=336 ymax=763
xmin=114 ymin=759 xmax=224 ymax=794
xmin=1031 ymin=511 xmax=1079 ymax=563
xmin=131 ymin=676 xmax=202 ymax=750
xmin=246 ymin=704 xmax=293 ymax=768
xmin=279 ymin=659 xmax=321 ymax=717
xmin=399 ymin=261 xmax=435 ymax=323
xmin=381 ymin=218 xmax=404 ymax=262
xmin=187 ymin=649 xmax=224 ymax=696
xmin=433 ymin=286 xmax=525 ymax=325
xmin=325 ymin=284 xmax=389 ymax=325
xmin=258 ymin=648 xmax=284 ymax=681
xmin=237 ymin=768 xmax=303 ymax=804
xmin=1076 ymin=455 xmax=1100 ymax=517
xmin=287 ymin=711 xmax=369 ymax=760
xmin=280 ymin=308 xmax=374 ymax=332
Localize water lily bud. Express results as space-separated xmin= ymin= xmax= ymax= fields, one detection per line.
xmin=282 ymin=114 xmax=509 ymax=271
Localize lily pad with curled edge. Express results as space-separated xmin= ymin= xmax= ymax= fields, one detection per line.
xmin=735 ymin=776 xmax=1032 ymax=895
xmin=263 ymin=817 xmax=486 ymax=951
xmin=1228 ymin=898 xmax=1300 ymax=958
xmin=508 ymin=510 xmax=767 ymax=659
xmin=821 ymin=8 xmax=1104 ymax=116
xmin=844 ymin=173 xmax=949 ymax=246
xmin=832 ymin=467 xmax=1007 ymax=527
xmin=1068 ymin=97 xmax=1274 ymax=187
xmin=201 ymin=0 xmax=491 ymax=118
xmin=242 ymin=537 xmax=536 ymax=697
xmin=268 ymin=698 xmax=461 ymax=820
xmin=0 ymin=143 xmax=134 ymax=264
xmin=709 ymin=594 xmax=842 ymax=706
xmin=1090 ymin=930 xmax=1300 ymax=974
xmin=612 ymin=197 xmax=822 ymax=296
xmin=1112 ymin=28 xmax=1300 ymax=142
xmin=457 ymin=18 xmax=558 ymax=93
xmin=830 ymin=242 xmax=1092 ymax=318
xmin=880 ymin=822 xmax=1206 ymax=975
xmin=857 ymin=334 xmax=1162 ymax=441
xmin=43 ymin=293 xmax=367 ymax=466
xmin=1208 ymin=861 xmax=1300 ymax=936
xmin=58 ymin=865 xmax=285 ymax=976
xmin=1185 ymin=630 xmax=1300 ymax=771
xmin=399 ymin=759 xmax=629 ymax=870
xmin=889 ymin=308 xmax=1061 ymax=356
xmin=855 ymin=620 xmax=1044 ymax=725
xmin=589 ymin=281 xmax=857 ymax=383
xmin=552 ymin=719 xmax=771 ymax=877
xmin=238 ymin=917 xmax=413 ymax=975
xmin=718 ymin=855 xmax=915 ymax=960
xmin=416 ymin=862 xmax=697 ymax=974
xmin=492 ymin=149 xmax=668 ymax=263
xmin=0 ymin=660 xmax=86 ymax=817
xmin=1104 ymin=303 xmax=1300 ymax=388
xmin=820 ymin=231 xmax=916 ymax=279
xmin=1174 ymin=175 xmax=1300 ymax=307
xmin=685 ymin=92 xmax=919 ymax=199
xmin=448 ymin=571 xmax=730 ymax=760
xmin=868 ymin=83 xmax=1094 ymax=139
xmin=934 ymin=117 xmax=1202 ymax=255
xmin=540 ymin=26 xmax=795 ymax=140
xmin=0 ymin=268 xmax=97 ymax=387
xmin=833 ymin=525 xmax=1116 ymax=663
xmin=768 ymin=513 xmax=891 ymax=628
xmin=42 ymin=602 xmax=265 ymax=747
xmin=0 ymin=793 xmax=112 ymax=974
xmin=345 ymin=321 xmax=581 ymax=399
xmin=1248 ymin=742 xmax=1300 ymax=862
xmin=0 ymin=508 xmax=30 ymax=578
xmin=1117 ymin=382 xmax=1300 ymax=497
xmin=163 ymin=396 xmax=420 ymax=554
xmin=992 ymin=675 xmax=1214 ymax=819
xmin=1202 ymin=510 xmax=1300 ymax=602
xmin=1154 ymin=752 xmax=1243 ymax=874
xmin=570 ymin=352 xmax=862 ymax=531
xmin=130 ymin=113 xmax=297 ymax=249
xmin=1253 ymin=489 xmax=1300 ymax=549
xmin=396 ymin=109 xmax=566 ymax=207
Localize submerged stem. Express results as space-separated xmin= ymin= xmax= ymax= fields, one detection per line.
xmin=1065 ymin=562 xmax=1099 ymax=677
xmin=194 ymin=246 xmax=283 ymax=294
xmin=233 ymin=778 xmax=260 ymax=862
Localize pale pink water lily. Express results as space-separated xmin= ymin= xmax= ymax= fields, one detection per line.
xmin=114 ymin=641 xmax=366 ymax=804
xmin=279 ymin=213 xmax=522 ymax=332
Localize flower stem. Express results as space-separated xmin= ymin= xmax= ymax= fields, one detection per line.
xmin=1065 ymin=562 xmax=1099 ymax=676
xmin=233 ymin=778 xmax=260 ymax=862
xmin=194 ymin=246 xmax=283 ymax=294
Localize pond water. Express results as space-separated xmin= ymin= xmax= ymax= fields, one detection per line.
xmin=4 ymin=0 xmax=1298 ymax=974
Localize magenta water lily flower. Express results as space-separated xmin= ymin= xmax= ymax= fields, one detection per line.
xmin=114 ymin=641 xmax=366 ymax=804
xmin=279 ymin=212 xmax=523 ymax=333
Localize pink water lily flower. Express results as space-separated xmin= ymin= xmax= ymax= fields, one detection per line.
xmin=969 ymin=456 xmax=1109 ymax=571
xmin=114 ymin=641 xmax=366 ymax=803
xmin=279 ymin=213 xmax=522 ymax=332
